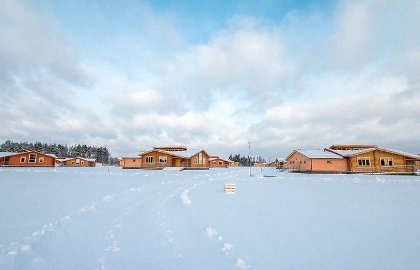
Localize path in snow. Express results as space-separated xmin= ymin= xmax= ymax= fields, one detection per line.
xmin=0 ymin=169 xmax=250 ymax=270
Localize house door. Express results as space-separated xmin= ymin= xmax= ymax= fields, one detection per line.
xmin=405 ymin=160 xmax=415 ymax=172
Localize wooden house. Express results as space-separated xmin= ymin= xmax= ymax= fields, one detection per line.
xmin=209 ymin=156 xmax=231 ymax=168
xmin=267 ymin=158 xmax=285 ymax=169
xmin=254 ymin=162 xmax=267 ymax=167
xmin=230 ymin=161 xmax=240 ymax=167
xmin=138 ymin=146 xmax=210 ymax=170
xmin=327 ymin=146 xmax=420 ymax=174
xmin=0 ymin=149 xmax=56 ymax=167
xmin=56 ymin=157 xmax=96 ymax=167
xmin=285 ymin=149 xmax=348 ymax=173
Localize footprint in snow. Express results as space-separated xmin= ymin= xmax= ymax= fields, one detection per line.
xmin=205 ymin=227 xmax=251 ymax=269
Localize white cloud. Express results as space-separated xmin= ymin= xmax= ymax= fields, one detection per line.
xmin=329 ymin=1 xmax=374 ymax=68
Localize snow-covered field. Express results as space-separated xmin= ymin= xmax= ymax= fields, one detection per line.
xmin=1 ymin=167 xmax=420 ymax=270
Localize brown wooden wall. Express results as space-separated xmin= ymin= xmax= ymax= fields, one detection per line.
xmin=349 ymin=150 xmax=416 ymax=173
xmin=120 ymin=158 xmax=142 ymax=168
xmin=141 ymin=151 xmax=175 ymax=168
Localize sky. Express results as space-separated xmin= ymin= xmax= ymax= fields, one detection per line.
xmin=0 ymin=0 xmax=419 ymax=160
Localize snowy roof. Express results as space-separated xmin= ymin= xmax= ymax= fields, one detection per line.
xmin=0 ymin=152 xmax=17 ymax=158
xmin=57 ymin=157 xmax=96 ymax=162
xmin=209 ymin=156 xmax=230 ymax=162
xmin=297 ymin=150 xmax=344 ymax=159
xmin=56 ymin=158 xmax=73 ymax=162
xmin=0 ymin=151 xmax=57 ymax=159
xmin=327 ymin=148 xmax=377 ymax=157
xmin=377 ymin=148 xmax=420 ymax=159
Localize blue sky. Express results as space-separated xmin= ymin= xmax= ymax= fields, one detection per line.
xmin=1 ymin=0 xmax=419 ymax=159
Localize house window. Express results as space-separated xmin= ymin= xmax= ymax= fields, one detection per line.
xmin=81 ymin=161 xmax=85 ymax=165
xmin=326 ymin=160 xmax=332 ymax=164
xmin=196 ymin=152 xmax=204 ymax=164
xmin=132 ymin=159 xmax=136 ymax=162
xmin=20 ymin=157 xmax=26 ymax=163
xmin=159 ymin=156 xmax=167 ymax=163
xmin=357 ymin=157 xmax=371 ymax=166
xmin=380 ymin=157 xmax=393 ymax=166
xmin=145 ymin=156 xmax=153 ymax=163
xmin=39 ymin=157 xmax=44 ymax=163
xmin=219 ymin=161 xmax=223 ymax=165
xmin=76 ymin=159 xmax=80 ymax=164
xmin=304 ymin=161 xmax=306 ymax=164
xmin=29 ymin=154 xmax=36 ymax=163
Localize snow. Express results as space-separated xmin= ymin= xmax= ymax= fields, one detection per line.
xmin=1 ymin=167 xmax=420 ymax=269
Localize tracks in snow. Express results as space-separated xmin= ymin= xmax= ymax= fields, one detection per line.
xmin=0 ymin=169 xmax=251 ymax=270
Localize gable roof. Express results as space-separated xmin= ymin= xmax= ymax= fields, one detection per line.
xmin=140 ymin=148 xmax=209 ymax=159
xmin=0 ymin=152 xmax=17 ymax=158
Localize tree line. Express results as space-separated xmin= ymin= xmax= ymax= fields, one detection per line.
xmin=228 ymin=154 xmax=266 ymax=166
xmin=0 ymin=140 xmax=113 ymax=164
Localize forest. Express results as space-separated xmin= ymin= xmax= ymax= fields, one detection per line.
xmin=0 ymin=140 xmax=113 ymax=164
xmin=228 ymin=154 xmax=266 ymax=166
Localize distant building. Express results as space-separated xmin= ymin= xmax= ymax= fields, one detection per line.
xmin=254 ymin=162 xmax=267 ymax=167
xmin=56 ymin=157 xmax=96 ymax=167
xmin=267 ymin=158 xmax=285 ymax=169
xmin=209 ymin=156 xmax=231 ymax=168
xmin=230 ymin=161 xmax=240 ymax=167
xmin=122 ymin=146 xmax=210 ymax=170
xmin=0 ymin=149 xmax=56 ymax=167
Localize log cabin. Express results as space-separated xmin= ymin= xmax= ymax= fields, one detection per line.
xmin=0 ymin=149 xmax=56 ymax=167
